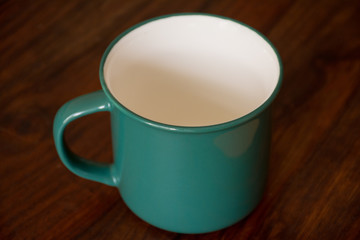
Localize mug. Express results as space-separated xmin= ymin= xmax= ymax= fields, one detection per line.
xmin=53 ymin=13 xmax=282 ymax=234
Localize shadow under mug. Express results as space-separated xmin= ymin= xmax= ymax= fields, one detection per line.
xmin=53 ymin=13 xmax=282 ymax=234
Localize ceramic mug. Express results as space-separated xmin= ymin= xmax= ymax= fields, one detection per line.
xmin=53 ymin=13 xmax=282 ymax=234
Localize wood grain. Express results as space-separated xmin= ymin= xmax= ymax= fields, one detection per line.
xmin=1 ymin=0 xmax=359 ymax=239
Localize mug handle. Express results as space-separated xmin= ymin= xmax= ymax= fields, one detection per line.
xmin=53 ymin=90 xmax=116 ymax=186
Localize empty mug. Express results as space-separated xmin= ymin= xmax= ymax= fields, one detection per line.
xmin=53 ymin=13 xmax=282 ymax=234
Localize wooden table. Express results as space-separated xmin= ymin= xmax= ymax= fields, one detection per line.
xmin=1 ymin=0 xmax=359 ymax=239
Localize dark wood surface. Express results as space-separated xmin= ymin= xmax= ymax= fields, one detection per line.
xmin=1 ymin=0 xmax=360 ymax=239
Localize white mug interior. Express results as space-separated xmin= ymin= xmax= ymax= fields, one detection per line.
xmin=104 ymin=15 xmax=280 ymax=127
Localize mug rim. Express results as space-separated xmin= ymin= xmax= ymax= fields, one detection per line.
xmin=99 ymin=13 xmax=283 ymax=133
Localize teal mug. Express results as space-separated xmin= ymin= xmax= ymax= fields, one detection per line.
xmin=53 ymin=13 xmax=282 ymax=234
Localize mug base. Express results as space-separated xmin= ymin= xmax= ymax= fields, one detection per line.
xmin=120 ymin=193 xmax=261 ymax=234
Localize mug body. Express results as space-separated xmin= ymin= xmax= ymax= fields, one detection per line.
xmin=100 ymin=13 xmax=282 ymax=233
xmin=110 ymin=107 xmax=270 ymax=233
